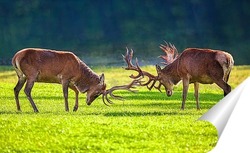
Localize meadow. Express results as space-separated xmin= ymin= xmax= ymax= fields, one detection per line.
xmin=0 ymin=65 xmax=249 ymax=153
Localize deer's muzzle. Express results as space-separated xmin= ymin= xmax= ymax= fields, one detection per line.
xmin=86 ymin=98 xmax=92 ymax=105
xmin=167 ymin=90 xmax=173 ymax=97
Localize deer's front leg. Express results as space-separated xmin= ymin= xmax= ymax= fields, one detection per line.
xmin=194 ymin=82 xmax=200 ymax=110
xmin=62 ymin=80 xmax=70 ymax=112
xmin=181 ymin=78 xmax=189 ymax=110
xmin=69 ymin=85 xmax=79 ymax=112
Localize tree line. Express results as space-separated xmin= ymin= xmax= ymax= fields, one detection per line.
xmin=0 ymin=0 xmax=249 ymax=65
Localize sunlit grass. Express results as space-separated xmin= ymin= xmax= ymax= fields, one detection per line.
xmin=0 ymin=65 xmax=249 ymax=152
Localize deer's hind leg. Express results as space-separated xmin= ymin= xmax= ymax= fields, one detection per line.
xmin=14 ymin=75 xmax=26 ymax=111
xmin=215 ymin=80 xmax=231 ymax=96
xmin=209 ymin=67 xmax=231 ymax=96
xmin=24 ymin=77 xmax=39 ymax=112
xmin=22 ymin=69 xmax=39 ymax=113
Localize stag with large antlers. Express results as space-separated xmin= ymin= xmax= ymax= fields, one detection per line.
xmin=12 ymin=48 xmax=138 ymax=112
xmin=124 ymin=43 xmax=234 ymax=110
xmin=157 ymin=42 xmax=234 ymax=109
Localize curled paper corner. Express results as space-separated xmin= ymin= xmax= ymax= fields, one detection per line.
xmin=198 ymin=77 xmax=250 ymax=153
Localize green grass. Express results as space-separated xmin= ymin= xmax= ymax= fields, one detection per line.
xmin=0 ymin=65 xmax=249 ymax=153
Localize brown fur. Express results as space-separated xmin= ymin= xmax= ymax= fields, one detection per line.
xmin=157 ymin=48 xmax=234 ymax=109
xmin=12 ymin=48 xmax=106 ymax=112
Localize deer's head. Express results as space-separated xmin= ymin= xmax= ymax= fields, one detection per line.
xmin=156 ymin=65 xmax=174 ymax=97
xmin=156 ymin=42 xmax=179 ymax=97
xmin=86 ymin=73 xmax=106 ymax=105
xmin=122 ymin=43 xmax=179 ymax=97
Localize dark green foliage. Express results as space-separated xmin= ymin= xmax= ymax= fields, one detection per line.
xmin=0 ymin=0 xmax=249 ymax=65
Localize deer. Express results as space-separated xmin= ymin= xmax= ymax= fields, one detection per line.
xmin=12 ymin=48 xmax=139 ymax=112
xmin=123 ymin=43 xmax=234 ymax=110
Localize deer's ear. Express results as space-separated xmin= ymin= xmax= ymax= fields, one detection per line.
xmin=99 ymin=73 xmax=105 ymax=84
xmin=156 ymin=65 xmax=162 ymax=74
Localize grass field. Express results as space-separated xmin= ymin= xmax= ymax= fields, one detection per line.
xmin=0 ymin=65 xmax=249 ymax=153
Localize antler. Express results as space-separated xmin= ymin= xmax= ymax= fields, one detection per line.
xmin=102 ymin=79 xmax=140 ymax=106
xmin=122 ymin=48 xmax=145 ymax=79
xmin=159 ymin=41 xmax=179 ymax=65
xmin=122 ymin=48 xmax=162 ymax=92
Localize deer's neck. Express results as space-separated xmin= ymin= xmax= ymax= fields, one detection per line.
xmin=163 ymin=59 xmax=181 ymax=85
xmin=75 ymin=62 xmax=100 ymax=92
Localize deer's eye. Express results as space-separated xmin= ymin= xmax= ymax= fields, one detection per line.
xmin=95 ymin=91 xmax=101 ymax=96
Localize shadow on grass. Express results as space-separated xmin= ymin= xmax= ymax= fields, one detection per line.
xmin=0 ymin=73 xmax=16 ymax=79
xmin=5 ymin=88 xmax=222 ymax=103
xmin=102 ymin=104 xmax=209 ymax=117
xmin=103 ymin=111 xmax=179 ymax=117
xmin=120 ymin=91 xmax=223 ymax=108
xmin=2 ymin=95 xmax=64 ymax=100
xmin=122 ymin=90 xmax=222 ymax=100
xmin=0 ymin=110 xmax=193 ymax=117
xmin=0 ymin=110 xmax=37 ymax=115
xmin=1 ymin=90 xmax=223 ymax=115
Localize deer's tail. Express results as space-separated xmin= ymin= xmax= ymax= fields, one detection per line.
xmin=12 ymin=52 xmax=25 ymax=77
xmin=224 ymin=53 xmax=234 ymax=82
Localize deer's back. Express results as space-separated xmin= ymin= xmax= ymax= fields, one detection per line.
xmin=177 ymin=48 xmax=233 ymax=83
xmin=12 ymin=48 xmax=82 ymax=82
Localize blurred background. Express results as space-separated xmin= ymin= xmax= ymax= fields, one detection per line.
xmin=0 ymin=0 xmax=249 ymax=66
